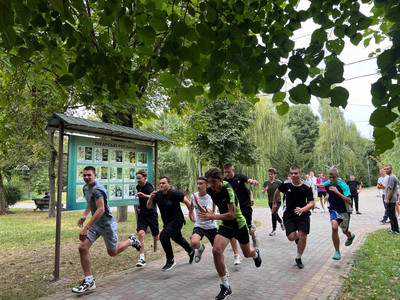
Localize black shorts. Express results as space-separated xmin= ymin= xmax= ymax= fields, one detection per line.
xmin=192 ymin=227 xmax=218 ymax=245
xmin=240 ymin=207 xmax=253 ymax=229
xmin=137 ymin=212 xmax=159 ymax=236
xmin=283 ymin=212 xmax=311 ymax=236
xmin=217 ymin=225 xmax=249 ymax=245
xmin=318 ymin=191 xmax=327 ymax=198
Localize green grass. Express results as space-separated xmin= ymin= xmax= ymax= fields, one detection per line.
xmin=337 ymin=229 xmax=400 ymax=300
xmin=0 ymin=209 xmax=194 ymax=300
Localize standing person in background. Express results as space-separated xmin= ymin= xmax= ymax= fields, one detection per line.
xmin=135 ymin=169 xmax=159 ymax=267
xmin=223 ymin=163 xmax=259 ymax=265
xmin=346 ymin=174 xmax=362 ymax=215
xmin=382 ymin=165 xmax=399 ymax=234
xmin=147 ymin=176 xmax=195 ymax=271
xmin=262 ymin=168 xmax=284 ymax=236
xmin=273 ymin=165 xmax=315 ymax=269
xmin=310 ymin=172 xmax=318 ymax=201
xmin=72 ymin=166 xmax=141 ymax=293
xmin=316 ymin=171 xmax=328 ymax=212
xmin=377 ymin=168 xmax=390 ymax=224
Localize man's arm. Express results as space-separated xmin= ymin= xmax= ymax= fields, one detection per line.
xmin=147 ymin=191 xmax=157 ymax=209
xmin=294 ymin=200 xmax=315 ymax=215
xmin=358 ymin=182 xmax=362 ymax=194
xmin=183 ymin=196 xmax=195 ymax=222
xmin=328 ymin=186 xmax=352 ymax=205
xmin=271 ymin=188 xmax=280 ymax=213
xmin=247 ymin=178 xmax=259 ymax=186
xmin=199 ymin=203 xmax=235 ymax=221
xmin=77 ymin=205 xmax=91 ymax=227
xmin=79 ymin=199 xmax=105 ymax=241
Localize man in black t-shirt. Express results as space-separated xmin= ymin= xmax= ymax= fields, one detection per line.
xmin=147 ymin=176 xmax=195 ymax=271
xmin=272 ymin=165 xmax=314 ymax=269
xmin=223 ymin=163 xmax=259 ymax=264
xmin=134 ymin=169 xmax=158 ymax=267
xmin=346 ymin=174 xmax=362 ymax=214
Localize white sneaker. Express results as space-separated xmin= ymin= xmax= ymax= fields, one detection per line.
xmin=195 ymin=244 xmax=205 ymax=263
xmin=72 ymin=279 xmax=96 ymax=293
xmin=252 ymin=233 xmax=259 ymax=248
xmin=136 ymin=258 xmax=146 ymax=267
xmin=233 ymin=254 xmax=242 ymax=265
xmin=269 ymin=230 xmax=276 ymax=236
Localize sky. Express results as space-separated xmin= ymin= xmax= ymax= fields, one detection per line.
xmin=291 ymin=1 xmax=391 ymax=139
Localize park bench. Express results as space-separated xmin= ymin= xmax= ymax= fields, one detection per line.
xmin=32 ymin=198 xmax=50 ymax=211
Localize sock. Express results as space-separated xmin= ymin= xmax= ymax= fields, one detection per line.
xmin=296 ymin=253 xmax=302 ymax=259
xmin=254 ymin=250 xmax=259 ymax=259
xmin=139 ymin=253 xmax=145 ymax=260
xmin=85 ymin=275 xmax=93 ymax=283
xmin=220 ymin=275 xmax=229 ymax=288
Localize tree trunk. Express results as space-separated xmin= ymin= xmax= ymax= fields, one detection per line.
xmin=48 ymin=131 xmax=57 ymax=218
xmin=0 ymin=171 xmax=7 ymax=213
xmin=117 ymin=206 xmax=128 ymax=222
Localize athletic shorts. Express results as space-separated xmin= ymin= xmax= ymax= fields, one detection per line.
xmin=137 ymin=212 xmax=159 ymax=236
xmin=318 ymin=191 xmax=327 ymax=198
xmin=330 ymin=210 xmax=350 ymax=233
xmin=192 ymin=226 xmax=218 ymax=245
xmin=241 ymin=207 xmax=253 ymax=229
xmin=283 ymin=212 xmax=311 ymax=236
xmin=87 ymin=222 xmax=118 ymax=250
xmin=217 ymin=225 xmax=250 ymax=245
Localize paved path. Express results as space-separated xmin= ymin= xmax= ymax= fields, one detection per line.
xmin=41 ymin=188 xmax=390 ymax=300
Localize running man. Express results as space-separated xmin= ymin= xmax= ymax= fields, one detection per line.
xmin=190 ymin=176 xmax=218 ymax=263
xmin=324 ymin=168 xmax=355 ymax=260
xmin=262 ymin=168 xmax=285 ymax=236
xmin=72 ymin=166 xmax=141 ymax=293
xmin=200 ymin=167 xmax=262 ymax=300
xmin=135 ymin=169 xmax=159 ymax=267
xmin=147 ymin=176 xmax=195 ymax=271
xmin=223 ymin=163 xmax=259 ymax=265
xmin=346 ymin=174 xmax=362 ymax=214
xmin=316 ymin=171 xmax=327 ymax=212
xmin=272 ymin=165 xmax=314 ymax=269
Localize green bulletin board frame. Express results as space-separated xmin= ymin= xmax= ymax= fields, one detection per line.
xmin=67 ymin=135 xmax=153 ymax=211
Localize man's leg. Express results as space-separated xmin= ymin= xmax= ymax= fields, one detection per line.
xmin=159 ymin=223 xmax=175 ymax=262
xmin=319 ymin=196 xmax=325 ymax=210
xmin=388 ymin=203 xmax=399 ymax=232
xmin=78 ymin=238 xmax=93 ymax=276
xmin=212 ymin=235 xmax=231 ymax=276
xmin=191 ymin=233 xmax=202 ymax=249
xmin=138 ymin=230 xmax=146 ymax=256
xmin=354 ymin=193 xmax=360 ymax=213
xmin=107 ymin=239 xmax=133 ymax=257
xmin=331 ymin=219 xmax=340 ymax=251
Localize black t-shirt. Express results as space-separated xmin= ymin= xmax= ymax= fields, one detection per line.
xmin=136 ymin=182 xmax=156 ymax=214
xmin=224 ymin=173 xmax=251 ymax=209
xmin=278 ymin=180 xmax=313 ymax=216
xmin=152 ymin=189 xmax=185 ymax=225
xmin=346 ymin=180 xmax=361 ymax=194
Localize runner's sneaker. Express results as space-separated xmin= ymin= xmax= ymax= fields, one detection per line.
xmin=162 ymin=259 xmax=176 ymax=271
xmin=280 ymin=222 xmax=285 ymax=231
xmin=129 ymin=234 xmax=141 ymax=251
xmin=215 ymin=284 xmax=232 ymax=300
xmin=252 ymin=232 xmax=259 ymax=248
xmin=136 ymin=258 xmax=146 ymax=267
xmin=189 ymin=250 xmax=195 ymax=264
xmin=345 ymin=233 xmax=355 ymax=246
xmin=253 ymin=248 xmax=262 ymax=267
xmin=195 ymin=244 xmax=205 ymax=263
xmin=269 ymin=230 xmax=276 ymax=236
xmin=295 ymin=258 xmax=304 ymax=269
xmin=379 ymin=219 xmax=387 ymax=225
xmin=71 ymin=279 xmax=96 ymax=293
xmin=233 ymin=254 xmax=242 ymax=265
xmin=332 ymin=251 xmax=341 ymax=260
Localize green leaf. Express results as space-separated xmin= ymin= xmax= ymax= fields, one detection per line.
xmin=328 ymin=86 xmax=349 ymax=108
xmin=309 ymin=78 xmax=330 ymax=98
xmin=159 ymin=72 xmax=178 ymax=88
xmin=120 ymin=15 xmax=133 ymax=33
xmin=49 ymin=0 xmax=64 ymax=16
xmin=288 ymin=55 xmax=308 ymax=83
xmin=264 ymin=77 xmax=284 ymax=93
xmin=371 ymin=82 xmax=387 ymax=99
xmin=281 ymin=38 xmax=295 ymax=53
xmin=59 ymin=74 xmax=74 ymax=86
xmin=137 ymin=26 xmax=156 ymax=45
xmin=369 ymin=107 xmax=398 ymax=127
xmin=324 ymin=57 xmax=344 ymax=84
xmin=350 ymin=33 xmax=362 ymax=46
xmin=373 ymin=127 xmax=396 ymax=144
xmin=174 ymin=21 xmax=189 ymax=37
xmin=377 ymin=49 xmax=395 ymax=71
xmin=17 ymin=47 xmax=33 ymax=59
xmin=289 ymin=84 xmax=311 ymax=104
xmin=272 ymin=91 xmax=286 ymax=103
xmin=179 ymin=86 xmax=199 ymax=103
xmin=311 ymin=28 xmax=327 ymax=44
xmin=150 ymin=13 xmax=167 ymax=31
xmin=276 ymin=102 xmax=289 ymax=115
xmin=326 ymin=39 xmax=344 ymax=55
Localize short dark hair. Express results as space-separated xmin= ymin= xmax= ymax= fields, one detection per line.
xmin=205 ymin=167 xmax=223 ymax=179
xmin=197 ymin=176 xmax=208 ymax=183
xmin=268 ymin=168 xmax=277 ymax=174
xmin=318 ymin=171 xmax=323 ymax=174
xmin=223 ymin=163 xmax=233 ymax=170
xmin=290 ymin=165 xmax=301 ymax=173
xmin=136 ymin=169 xmax=147 ymax=178
xmin=83 ymin=166 xmax=96 ymax=173
xmin=160 ymin=175 xmax=172 ymax=183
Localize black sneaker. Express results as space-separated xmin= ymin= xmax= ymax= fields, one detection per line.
xmin=215 ymin=284 xmax=232 ymax=300
xmin=129 ymin=234 xmax=141 ymax=251
xmin=188 ymin=250 xmax=195 ymax=264
xmin=295 ymin=258 xmax=304 ymax=269
xmin=162 ymin=259 xmax=176 ymax=271
xmin=356 ymin=211 xmax=362 ymax=215
xmin=253 ymin=248 xmax=262 ymax=268
xmin=71 ymin=279 xmax=96 ymax=293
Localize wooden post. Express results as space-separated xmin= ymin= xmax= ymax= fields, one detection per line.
xmin=54 ymin=123 xmax=64 ymax=281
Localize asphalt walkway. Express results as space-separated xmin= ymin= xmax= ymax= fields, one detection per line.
xmin=41 ymin=188 xmax=389 ymax=300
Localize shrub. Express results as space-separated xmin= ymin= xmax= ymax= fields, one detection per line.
xmin=4 ymin=181 xmax=24 ymax=207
